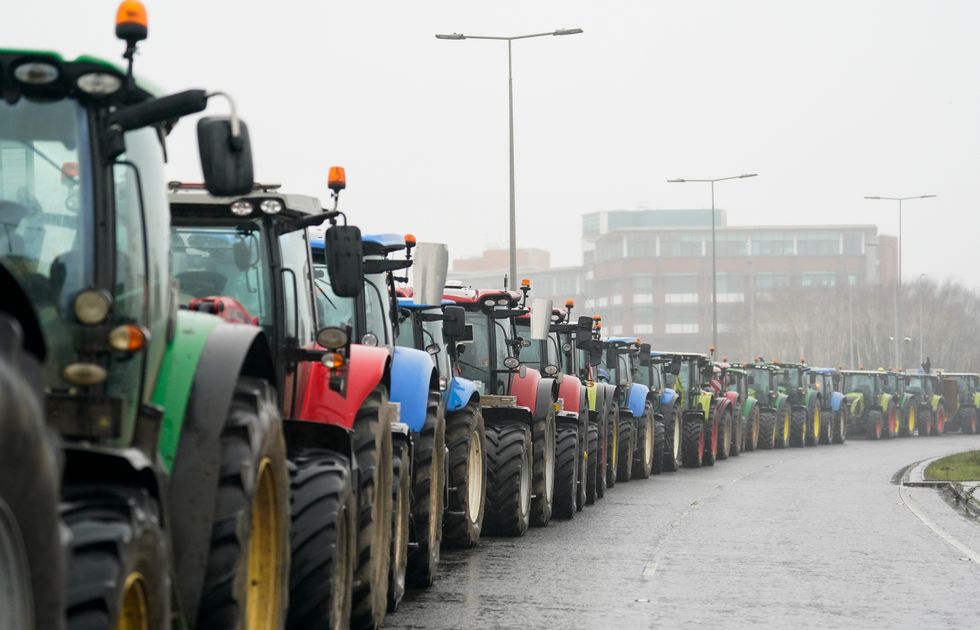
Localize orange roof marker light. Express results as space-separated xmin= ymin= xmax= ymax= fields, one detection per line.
xmin=328 ymin=166 xmax=346 ymax=193
xmin=521 ymin=278 xmax=531 ymax=288
xmin=565 ymin=299 xmax=575 ymax=308
xmin=404 ymin=234 xmax=417 ymax=247
xmin=116 ymin=1 xmax=148 ymax=43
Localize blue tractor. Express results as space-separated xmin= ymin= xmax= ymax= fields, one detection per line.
xmin=808 ymin=367 xmax=846 ymax=444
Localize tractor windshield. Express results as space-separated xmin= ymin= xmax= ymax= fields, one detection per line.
xmin=844 ymin=373 xmax=875 ymax=393
xmin=171 ymin=223 xmax=272 ymax=328
xmin=458 ymin=309 xmax=509 ymax=393
xmin=0 ymin=98 xmax=92 ymax=382
xmin=881 ymin=373 xmax=901 ymax=395
xmin=421 ymin=314 xmax=450 ymax=377
xmin=747 ymin=367 xmax=772 ymax=393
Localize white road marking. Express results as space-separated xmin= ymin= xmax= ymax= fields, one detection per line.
xmin=899 ymin=484 xmax=980 ymax=565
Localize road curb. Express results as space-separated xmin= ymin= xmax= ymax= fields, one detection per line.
xmin=902 ymin=455 xmax=980 ymax=517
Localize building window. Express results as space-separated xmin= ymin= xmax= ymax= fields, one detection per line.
xmin=801 ymin=272 xmax=835 ymax=288
xmin=582 ymin=213 xmax=600 ymax=237
xmin=716 ymin=234 xmax=748 ymax=257
xmin=664 ymin=273 xmax=698 ymax=293
xmin=797 ymin=232 xmax=840 ymax=256
xmin=660 ymin=234 xmax=703 ymax=257
xmin=665 ymin=323 xmax=699 ymax=334
xmin=627 ymin=234 xmax=656 ymax=258
xmin=751 ymin=232 xmax=794 ymax=256
xmin=754 ymin=272 xmax=792 ymax=290
xmin=843 ymin=233 xmax=863 ymax=256
xmin=635 ymin=324 xmax=654 ymax=334
xmin=633 ymin=306 xmax=654 ymax=327
xmin=632 ymin=274 xmax=654 ymax=293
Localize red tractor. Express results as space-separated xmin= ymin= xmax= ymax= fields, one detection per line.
xmin=444 ymin=282 xmax=560 ymax=533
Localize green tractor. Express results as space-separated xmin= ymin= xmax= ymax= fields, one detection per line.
xmin=772 ymin=361 xmax=821 ymax=447
xmin=840 ymin=371 xmax=899 ymax=439
xmin=718 ymin=363 xmax=761 ymax=453
xmin=1 ymin=5 xmax=291 ymax=628
xmin=881 ymin=370 xmax=916 ymax=437
xmin=735 ymin=362 xmax=791 ymax=449
xmin=903 ymin=370 xmax=947 ymax=436
xmin=941 ymin=373 xmax=979 ymax=434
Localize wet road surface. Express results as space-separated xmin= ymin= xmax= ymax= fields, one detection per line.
xmin=385 ymin=435 xmax=980 ymax=629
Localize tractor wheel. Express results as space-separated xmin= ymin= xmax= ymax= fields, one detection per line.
xmin=758 ymin=410 xmax=776 ymax=450
xmin=730 ymin=410 xmax=743 ymax=457
xmin=819 ymin=408 xmax=833 ymax=445
xmin=407 ymin=396 xmax=445 ymax=588
xmin=884 ymin=404 xmax=898 ymax=439
xmin=789 ymin=407 xmax=807 ymax=447
xmin=900 ymin=405 xmax=915 ymax=437
xmin=682 ymin=416 xmax=704 ymax=468
xmin=552 ymin=427 xmax=580 ymax=519
xmin=530 ymin=409 xmax=556 ymax=527
xmin=595 ymin=410 xmax=609 ymax=499
xmin=285 ymin=452 xmax=355 ymax=630
xmin=775 ymin=406 xmax=792 ymax=449
xmin=716 ymin=410 xmax=731 ymax=461
xmin=868 ymin=410 xmax=883 ymax=440
xmin=632 ymin=412 xmax=654 ymax=480
xmin=196 ymin=378 xmax=289 ymax=630
xmin=0 ymin=353 xmax=63 ymax=630
xmin=616 ymin=414 xmax=635 ymax=482
xmin=387 ymin=438 xmax=410 ymax=613
xmin=744 ymin=407 xmax=760 ymax=452
xmin=585 ymin=424 xmax=599 ymax=505
xmin=916 ymin=407 xmax=932 ymax=437
xmin=606 ymin=410 xmax=618 ymax=489
xmin=652 ymin=420 xmax=666 ymax=474
xmin=703 ymin=414 xmax=718 ymax=467
xmin=350 ymin=387 xmax=393 ymax=630
xmin=963 ymin=408 xmax=978 ymax=434
xmin=662 ymin=406 xmax=683 ymax=472
xmin=576 ymin=413 xmax=588 ymax=511
xmin=934 ymin=406 xmax=947 ymax=435
xmin=833 ymin=410 xmax=847 ymax=444
xmin=63 ymin=487 xmax=169 ymax=630
xmin=484 ymin=424 xmax=532 ymax=537
xmin=442 ymin=403 xmax=486 ymax=549
xmin=805 ymin=406 xmax=820 ymax=447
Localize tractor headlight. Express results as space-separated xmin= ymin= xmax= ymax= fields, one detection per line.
xmin=503 ymin=357 xmax=520 ymax=370
xmin=14 ymin=61 xmax=59 ymax=85
xmin=230 ymin=200 xmax=253 ymax=216
xmin=76 ymin=72 xmax=122 ymax=95
xmin=73 ymin=289 xmax=111 ymax=325
xmin=316 ymin=326 xmax=348 ymax=350
xmin=260 ymin=199 xmax=283 ymax=215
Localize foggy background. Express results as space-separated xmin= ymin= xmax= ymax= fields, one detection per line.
xmin=4 ymin=1 xmax=978 ymax=285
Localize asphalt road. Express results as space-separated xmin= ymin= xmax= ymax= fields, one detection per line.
xmin=385 ymin=434 xmax=980 ymax=629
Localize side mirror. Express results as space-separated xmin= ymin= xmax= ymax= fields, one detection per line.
xmin=530 ymin=298 xmax=552 ymax=340
xmin=425 ymin=343 xmax=440 ymax=356
xmin=322 ymin=225 xmax=364 ymax=298
xmin=606 ymin=348 xmax=618 ymax=369
xmin=588 ymin=348 xmax=603 ymax=367
xmin=198 ymin=116 xmax=253 ymax=196
xmin=442 ymin=305 xmax=466 ymax=339
xmin=668 ymin=357 xmax=682 ymax=375
xmin=413 ymin=242 xmax=449 ymax=306
xmin=639 ymin=343 xmax=651 ymax=366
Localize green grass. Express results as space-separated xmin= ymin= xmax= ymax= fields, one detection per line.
xmin=925 ymin=450 xmax=980 ymax=481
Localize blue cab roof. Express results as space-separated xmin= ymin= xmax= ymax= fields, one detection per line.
xmin=398 ymin=297 xmax=453 ymax=310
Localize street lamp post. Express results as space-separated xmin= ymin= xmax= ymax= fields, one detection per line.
xmin=864 ymin=194 xmax=937 ymax=368
xmin=436 ymin=28 xmax=583 ymax=290
xmin=918 ymin=273 xmax=927 ymax=365
xmin=668 ymin=173 xmax=758 ymax=351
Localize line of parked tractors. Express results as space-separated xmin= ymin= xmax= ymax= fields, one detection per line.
xmin=2 ymin=5 xmax=979 ymax=629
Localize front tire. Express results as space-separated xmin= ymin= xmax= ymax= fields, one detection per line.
xmin=651 ymin=419 xmax=666 ymax=474
xmin=758 ymin=410 xmax=776 ymax=450
xmin=616 ymin=413 xmax=635 ymax=482
xmin=552 ymin=426 xmax=580 ymax=519
xmin=832 ymin=409 xmax=847 ymax=444
xmin=681 ymin=415 xmax=704 ymax=468
xmin=530 ymin=409 xmax=556 ymax=527
xmin=662 ymin=406 xmax=682 ymax=472
xmin=484 ymin=424 xmax=533 ymax=537
xmin=790 ymin=407 xmax=807 ymax=447
xmin=805 ymin=406 xmax=820 ymax=446
xmin=407 ymin=396 xmax=445 ymax=588
xmin=716 ymin=410 xmax=731 ymax=461
xmin=775 ymin=406 xmax=791 ymax=449
xmin=868 ymin=410 xmax=883 ymax=440
xmin=387 ymin=439 xmax=410 ymax=613
xmin=744 ymin=407 xmax=760 ymax=452
xmin=632 ymin=411 xmax=654 ymax=479
xmin=442 ymin=403 xmax=486 ymax=549
xmin=585 ymin=424 xmax=599 ymax=505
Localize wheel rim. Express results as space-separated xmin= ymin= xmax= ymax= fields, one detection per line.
xmin=466 ymin=429 xmax=483 ymax=524
xmin=672 ymin=416 xmax=681 ymax=459
xmin=812 ymin=408 xmax=820 ymax=440
xmin=644 ymin=418 xmax=654 ymax=462
xmin=0 ymin=500 xmax=32 ymax=630
xmin=544 ymin=417 xmax=555 ymax=502
xmin=118 ymin=571 xmax=150 ymax=630
xmin=938 ymin=410 xmax=945 ymax=432
xmin=520 ymin=439 xmax=531 ymax=515
xmin=610 ymin=420 xmax=618 ymax=470
xmin=783 ymin=411 xmax=790 ymax=443
xmin=909 ymin=406 xmax=916 ymax=433
xmin=752 ymin=412 xmax=759 ymax=445
xmin=246 ymin=457 xmax=283 ymax=630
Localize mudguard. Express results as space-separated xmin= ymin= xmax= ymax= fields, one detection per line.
xmin=558 ymin=374 xmax=584 ymax=415
xmin=446 ymin=376 xmax=479 ymax=413
xmin=804 ymin=389 xmax=817 ymax=409
xmin=775 ymin=392 xmax=789 ymax=411
xmin=880 ymin=393 xmax=893 ymax=413
xmin=930 ymin=394 xmax=943 ymax=412
xmin=712 ymin=395 xmax=732 ymax=420
xmin=844 ymin=392 xmax=865 ymax=418
xmin=297 ymin=343 xmax=390 ymax=430
xmin=830 ymin=391 xmax=844 ymax=412
xmin=626 ymin=383 xmax=650 ymax=418
xmin=153 ymin=313 xmax=277 ymax=626
xmin=660 ymin=387 xmax=678 ymax=409
xmin=512 ymin=368 xmax=559 ymax=418
xmin=741 ymin=396 xmax=757 ymax=421
xmin=390 ymin=346 xmax=438 ymax=433
xmin=697 ymin=392 xmax=713 ymax=418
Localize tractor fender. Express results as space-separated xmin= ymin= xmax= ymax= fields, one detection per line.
xmin=880 ymin=393 xmax=893 ymax=413
xmin=482 ymin=404 xmax=533 ymax=428
xmin=830 ymin=391 xmax=844 ymax=412
xmin=154 ymin=314 xmax=278 ymax=626
xmin=626 ymin=383 xmax=650 ymax=419
xmin=0 ymin=263 xmax=45 ymax=362
xmin=774 ymin=392 xmax=790 ymax=411
xmin=723 ymin=391 xmax=739 ymax=408
xmin=62 ymin=444 xmax=162 ymax=509
xmin=512 ymin=368 xmax=559 ymax=418
xmin=660 ymin=387 xmax=678 ymax=409
xmin=930 ymin=394 xmax=943 ymax=412
xmin=844 ymin=392 xmax=864 ymax=418
xmin=446 ymin=376 xmax=479 ymax=413
xmin=282 ymin=419 xmax=353 ymax=463
xmin=741 ymin=396 xmax=758 ymax=421
xmin=557 ymin=373 xmax=584 ymax=415
xmin=804 ymin=388 xmax=816 ymax=410
xmin=697 ymin=391 xmax=713 ymax=418
xmin=296 ymin=343 xmax=391 ymax=431
xmin=586 ymin=381 xmax=599 ymax=412
xmin=390 ymin=346 xmax=439 ymax=433
xmin=712 ymin=395 xmax=733 ymax=419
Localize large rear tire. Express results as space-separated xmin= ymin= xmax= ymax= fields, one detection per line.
xmin=196 ymin=378 xmax=289 ymax=630
xmin=407 ymin=396 xmax=445 ymax=588
xmin=805 ymin=406 xmax=820 ymax=446
xmin=934 ymin=406 xmax=947 ymax=435
xmin=530 ymin=409 xmax=556 ymax=527
xmin=883 ymin=404 xmax=898 ymax=439
xmin=716 ymin=410 xmax=731 ymax=461
xmin=585 ymin=424 xmax=599 ymax=505
xmin=963 ymin=408 xmax=978 ymax=434
xmin=616 ymin=413 xmax=635 ymax=482
xmin=652 ymin=419 xmax=666 ymax=474
xmin=730 ymin=409 xmax=743 ymax=457
xmin=916 ymin=406 xmax=932 ymax=437
xmin=350 ymin=387 xmax=393 ymax=630
xmin=576 ymin=412 xmax=588 ymax=511
xmin=819 ymin=407 xmax=833 ymax=445
xmin=0 ymin=349 xmax=64 ymax=630
xmin=605 ymin=408 xmax=618 ymax=489
xmin=662 ymin=406 xmax=682 ymax=471
xmin=63 ymin=487 xmax=169 ymax=630
xmin=744 ymin=407 xmax=760 ymax=452
xmin=442 ymin=403 xmax=486 ymax=549
xmin=681 ymin=415 xmax=705 ymax=468
xmin=790 ymin=407 xmax=807 ymax=447
xmin=632 ymin=412 xmax=654 ymax=479
xmin=552 ymin=426 xmax=580 ymax=519
xmin=868 ymin=410 xmax=883 ymax=440
xmin=387 ymin=438 xmax=410 ymax=612
xmin=286 ymin=452 xmax=355 ymax=630
xmin=484 ymin=424 xmax=533 ymax=537
xmin=758 ymin=410 xmax=776 ymax=449
xmin=775 ymin=406 xmax=791 ymax=449
xmin=900 ymin=405 xmax=915 ymax=437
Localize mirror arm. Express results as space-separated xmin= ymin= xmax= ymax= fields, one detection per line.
xmin=280 ymin=210 xmax=341 ymax=234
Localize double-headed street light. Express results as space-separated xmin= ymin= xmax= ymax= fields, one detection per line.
xmin=864 ymin=194 xmax=937 ymax=368
xmin=668 ymin=173 xmax=758 ymax=350
xmin=436 ymin=28 xmax=584 ymax=290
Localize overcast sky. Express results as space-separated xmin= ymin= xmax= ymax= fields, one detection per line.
xmin=7 ymin=1 xmax=979 ymax=284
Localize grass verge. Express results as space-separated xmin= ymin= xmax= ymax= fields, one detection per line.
xmin=925 ymin=450 xmax=980 ymax=481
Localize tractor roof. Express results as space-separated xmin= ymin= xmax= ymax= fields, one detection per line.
xmin=169 ymin=185 xmax=324 ymax=220
xmin=397 ymin=296 xmax=452 ymax=310
xmin=943 ymin=372 xmax=980 ymax=378
xmin=808 ymin=367 xmax=839 ymax=375
xmin=653 ymin=351 xmax=708 ymax=360
xmin=443 ymin=286 xmax=521 ymax=307
xmin=734 ymin=362 xmax=781 ymax=371
xmin=362 ymin=233 xmax=407 ymax=256
xmin=840 ymin=370 xmax=884 ymax=376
